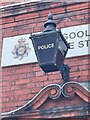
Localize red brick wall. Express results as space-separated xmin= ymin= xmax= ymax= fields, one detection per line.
xmin=0 ymin=1 xmax=90 ymax=119
xmin=0 ymin=0 xmax=31 ymax=7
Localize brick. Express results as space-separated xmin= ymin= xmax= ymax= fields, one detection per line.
xmin=36 ymin=22 xmax=45 ymax=27
xmin=79 ymin=65 xmax=88 ymax=71
xmin=16 ymin=67 xmax=31 ymax=74
xmin=33 ymin=26 xmax=43 ymax=33
xmin=9 ymin=106 xmax=16 ymax=112
xmin=35 ymin=82 xmax=44 ymax=87
xmin=52 ymin=79 xmax=63 ymax=84
xmin=2 ymin=107 xmax=10 ymax=113
xmin=26 ymin=83 xmax=35 ymax=89
xmin=35 ymin=16 xmax=47 ymax=23
xmin=70 ymin=66 xmax=79 ymax=72
xmin=50 ymin=2 xmax=64 ymax=8
xmin=31 ymin=76 xmax=47 ymax=83
xmin=2 ymin=27 xmax=13 ymax=34
xmin=26 ymin=72 xmax=35 ymax=78
xmin=0 ymin=82 xmax=2 ymax=87
xmin=81 ymin=59 xmax=89 ymax=64
xmin=76 ymin=14 xmax=85 ymax=20
xmin=48 ymin=71 xmax=60 ymax=75
xmin=18 ymin=28 xmax=34 ymax=35
xmin=48 ymin=74 xmax=60 ymax=80
xmin=2 ymin=86 xmax=11 ymax=92
xmin=77 ymin=9 xmax=88 ymax=15
xmin=43 ymin=80 xmax=53 ymax=86
xmin=19 ymin=94 xmax=28 ymax=101
xmin=27 ymin=93 xmax=35 ymax=100
xmin=2 ymin=22 xmax=16 ymax=28
xmin=2 ymin=67 xmax=11 ymax=72
xmin=9 ymin=95 xmax=19 ymax=102
xmin=15 ymin=12 xmax=39 ymax=21
xmin=2 ymin=91 xmax=14 ymax=97
xmin=29 ymin=23 xmax=37 ymax=28
xmin=0 ymin=92 xmax=2 ymax=97
xmin=3 ymin=76 xmax=11 ymax=81
xmin=79 ymin=76 xmax=88 ymax=82
xmin=0 ymin=71 xmax=2 ymax=76
xmin=2 ymin=70 xmax=16 ymax=76
xmin=11 ymin=85 xmax=19 ymax=90
xmin=31 ymin=87 xmax=41 ymax=94
xmin=10 ymin=74 xmax=19 ymax=81
xmin=16 ymin=79 xmax=30 ymax=85
xmin=70 ymin=71 xmax=79 ymax=78
xmin=36 ymin=71 xmax=45 ymax=77
xmin=57 ymin=21 xmax=66 ymax=28
xmin=65 ymin=20 xmax=82 ymax=27
xmin=78 ymin=55 xmax=89 ymax=60
xmin=33 ymin=66 xmax=41 ymax=72
xmin=2 ymin=17 xmax=14 ymax=24
xmin=2 ymin=97 xmax=10 ymax=102
xmin=2 ymin=28 xmax=14 ymax=37
xmin=67 ymin=3 xmax=89 ymax=12
xmin=85 ymin=13 xmax=89 ymax=19
xmin=14 ymin=101 xmax=26 ymax=107
xmin=40 ymin=7 xmax=65 ymax=17
xmin=19 ymin=73 xmax=27 ymax=79
xmin=14 ymin=89 xmax=29 ymax=95
xmin=2 ymin=81 xmax=12 ymax=86
xmin=82 ymin=70 xmax=89 ymax=76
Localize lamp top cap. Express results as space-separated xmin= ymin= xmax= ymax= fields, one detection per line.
xmin=48 ymin=12 xmax=53 ymax=19
xmin=44 ymin=12 xmax=56 ymax=32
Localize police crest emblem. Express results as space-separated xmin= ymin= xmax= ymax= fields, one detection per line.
xmin=12 ymin=38 xmax=31 ymax=60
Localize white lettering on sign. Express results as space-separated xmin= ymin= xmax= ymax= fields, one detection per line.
xmin=61 ymin=24 xmax=90 ymax=58
xmin=63 ymin=30 xmax=89 ymax=40
xmin=38 ymin=43 xmax=54 ymax=50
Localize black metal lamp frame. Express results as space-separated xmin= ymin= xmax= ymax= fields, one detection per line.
xmin=30 ymin=12 xmax=70 ymax=83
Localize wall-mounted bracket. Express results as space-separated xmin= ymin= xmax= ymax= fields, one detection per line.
xmin=60 ymin=64 xmax=70 ymax=83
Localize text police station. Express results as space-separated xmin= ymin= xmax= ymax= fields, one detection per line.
xmin=63 ymin=29 xmax=90 ymax=49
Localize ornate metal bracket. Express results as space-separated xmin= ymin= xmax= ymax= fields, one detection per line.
xmin=61 ymin=64 xmax=70 ymax=83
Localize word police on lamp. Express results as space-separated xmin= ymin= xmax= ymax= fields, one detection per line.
xmin=30 ymin=13 xmax=70 ymax=82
